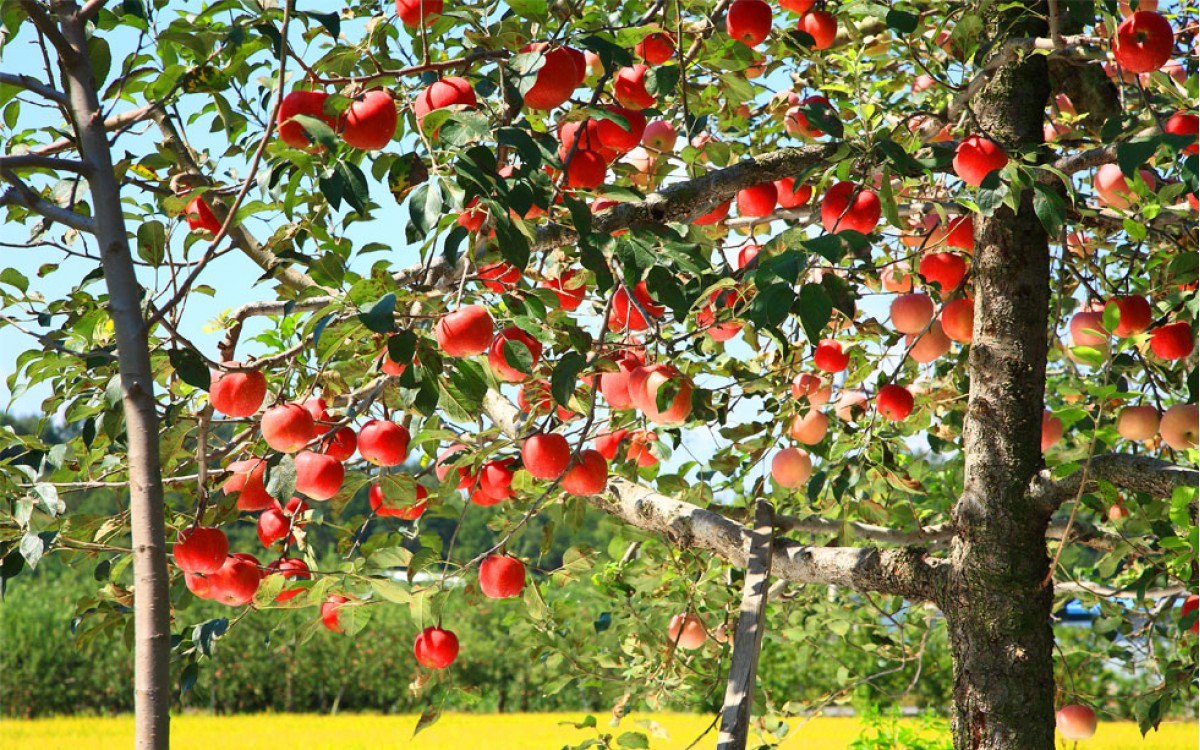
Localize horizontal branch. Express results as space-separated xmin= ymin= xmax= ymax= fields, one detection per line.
xmin=1048 ymin=124 xmax=1162 ymax=177
xmin=0 ymin=72 xmax=67 ymax=105
xmin=1055 ymin=580 xmax=1188 ymax=600
xmin=0 ymin=169 xmax=96 ymax=233
xmin=1032 ymin=453 xmax=1199 ymax=512
xmin=0 ymin=153 xmax=91 ymax=175
xmin=33 ymin=101 xmax=162 ymax=156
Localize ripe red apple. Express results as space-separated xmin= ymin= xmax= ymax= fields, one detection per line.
xmin=797 ymin=10 xmax=837 ymax=49
xmin=1070 ymin=310 xmax=1109 ymax=348
xmin=821 ymin=182 xmax=881 ymax=234
xmin=479 ymin=554 xmax=526 ymax=599
xmin=414 ymin=626 xmax=459 ymax=669
xmin=521 ymin=43 xmax=581 ymax=110
xmin=772 ymin=447 xmax=813 ymax=488
xmin=626 ymin=430 xmax=660 ymax=467
xmin=184 ymin=197 xmax=222 ymax=234
xmin=890 ymin=293 xmax=935 ymax=335
xmin=608 ymin=282 xmax=665 ymax=332
xmin=562 ymin=149 xmax=609 ymax=189
xmin=319 ymin=426 xmax=357 ymax=463
xmin=919 ymin=252 xmax=967 ymax=291
xmin=668 ymin=613 xmax=707 ymax=649
xmin=693 ymin=199 xmax=731 ymax=225
xmin=614 ymin=64 xmax=656 ymax=110
xmin=1104 ymin=295 xmax=1152 ymax=337
xmin=791 ymin=373 xmax=831 ymax=405
xmin=945 ymin=215 xmax=973 ymax=251
xmin=413 ymin=76 xmax=477 ymax=131
xmin=881 ymin=262 xmax=914 ymax=293
xmin=184 ymin=571 xmax=214 ymax=600
xmin=908 ymin=321 xmax=952 ymax=363
xmin=784 ymin=95 xmax=833 ymax=138
xmin=277 ymin=91 xmax=336 ymax=150
xmin=294 ymin=450 xmax=345 ymax=501
xmin=775 ymin=178 xmax=812 ymax=209
xmin=636 ymin=31 xmax=676 ymax=64
xmin=518 ymin=379 xmax=576 ymax=421
xmin=697 ymin=288 xmax=744 ymax=342
xmin=477 ymin=261 xmax=521 ymax=293
xmin=736 ymin=182 xmax=778 ymax=218
xmin=1117 ymin=405 xmax=1160 ymax=441
xmin=477 ymin=458 xmax=516 ymax=503
xmin=261 ymin=403 xmax=316 ymax=453
xmin=562 ymin=449 xmax=610 ymax=495
xmin=522 ymin=432 xmax=571 ymax=480
xmin=224 ymin=457 xmax=273 ymax=512
xmin=210 ymin=370 xmax=267 ymax=417
xmin=369 ymin=482 xmax=429 ymax=519
xmin=596 ymin=106 xmax=647 ymax=153
xmin=788 ymin=410 xmax=828 ymax=445
xmin=1108 ymin=502 xmax=1130 ymax=521
xmin=628 ymin=364 xmax=694 ymax=425
xmin=599 ymin=353 xmax=643 ymax=410
xmin=735 ymin=244 xmax=761 ymax=270
xmin=726 ymin=0 xmax=772 ymax=46
xmin=209 ymin=552 xmax=261 ymax=607
xmin=174 ymin=526 xmax=229 ymax=574
xmin=1042 ymin=411 xmax=1064 ymax=451
xmin=1055 ymin=704 xmax=1097 ymax=741
xmin=912 ymin=73 xmax=935 ymax=93
xmin=780 ymin=0 xmax=815 ymax=11
xmin=435 ymin=305 xmax=494 ymax=357
xmin=487 ymin=326 xmax=543 ymax=383
xmin=876 ymin=384 xmax=914 ymax=421
xmin=340 ymin=90 xmax=396 ymax=150
xmin=1165 ymin=111 xmax=1199 ymax=155
xmin=1149 ymin=321 xmax=1194 ymax=360
xmin=395 ymin=0 xmax=441 ymax=27
xmin=1182 ymin=594 xmax=1199 ymax=634
xmin=813 ymin=339 xmax=850 ymax=373
xmin=1094 ymin=163 xmax=1157 ymax=210
xmin=321 ymin=594 xmax=349 ymax=632
xmin=1160 ymin=404 xmax=1198 ymax=450
xmin=358 ymin=420 xmax=410 ymax=467
xmin=267 ymin=557 xmax=311 ymax=602
xmin=257 ymin=498 xmax=304 ymax=547
xmin=642 ymin=119 xmax=677 ymax=152
xmin=941 ymin=298 xmax=974 ymax=343
xmin=835 ymin=391 xmax=868 ymax=422
xmin=595 ymin=429 xmax=628 ymax=461
xmin=1113 ymin=11 xmax=1174 ymax=74
xmin=542 ymin=270 xmax=587 ymax=310
xmin=953 ymin=136 xmax=1008 ymax=186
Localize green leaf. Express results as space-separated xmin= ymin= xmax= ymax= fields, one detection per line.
xmin=439 ymin=111 xmax=491 ymax=147
xmin=1032 ymin=184 xmax=1066 ymax=237
xmin=408 ymin=179 xmax=445 ymax=238
xmin=507 ymin=0 xmax=548 ymax=19
xmin=0 ymin=267 xmax=29 ymax=292
xmin=552 ymin=352 xmax=588 ymax=408
xmin=288 ymin=114 xmax=339 ymax=152
xmin=885 ymin=9 xmax=919 ymax=34
xmin=336 ymin=161 xmax=370 ymax=215
xmin=265 ymin=454 xmax=296 ymax=502
xmin=749 ymin=283 xmax=794 ymax=328
xmin=644 ymin=66 xmax=679 ymax=98
xmin=359 ymin=292 xmax=397 ymax=334
xmin=413 ymin=706 xmax=441 ymax=737
xmin=797 ymin=283 xmax=833 ymax=343
xmin=169 ymin=348 xmax=211 ymax=391
xmin=1116 ymin=137 xmax=1160 ymax=179
xmin=502 ymin=338 xmax=535 ymax=376
xmin=136 ymin=221 xmax=166 ymax=267
xmin=617 ymin=732 xmax=650 ymax=749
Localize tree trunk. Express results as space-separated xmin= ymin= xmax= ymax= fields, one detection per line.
xmin=53 ymin=4 xmax=171 ymax=748
xmin=946 ymin=5 xmax=1056 ymax=749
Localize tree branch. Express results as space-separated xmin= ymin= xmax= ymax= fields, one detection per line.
xmin=0 ymin=169 xmax=96 ymax=233
xmin=0 ymin=72 xmax=67 ymax=105
xmin=33 ymin=101 xmax=162 ymax=156
xmin=1031 ymin=453 xmax=1199 ymax=512
xmin=0 ymin=153 xmax=91 ymax=175
xmin=1054 ymin=580 xmax=1188 ymax=600
xmin=18 ymin=0 xmax=78 ymax=63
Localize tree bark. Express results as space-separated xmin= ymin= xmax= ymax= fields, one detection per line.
xmin=47 ymin=3 xmax=172 ymax=748
xmin=945 ymin=5 xmax=1056 ymax=749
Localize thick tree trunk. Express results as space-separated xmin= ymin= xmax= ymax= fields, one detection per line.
xmin=52 ymin=4 xmax=172 ymax=749
xmin=946 ymin=5 xmax=1056 ymax=750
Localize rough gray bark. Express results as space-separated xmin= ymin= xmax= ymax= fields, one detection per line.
xmin=944 ymin=5 xmax=1057 ymax=749
xmin=45 ymin=3 xmax=172 ymax=748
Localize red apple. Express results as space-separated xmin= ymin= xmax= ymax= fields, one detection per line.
xmin=542 ymin=269 xmax=587 ymax=311
xmin=522 ymin=432 xmax=571 ymax=480
xmin=340 ymin=90 xmax=396 ymax=150
xmin=953 ymin=135 xmax=1008 ymax=186
xmin=209 ymin=553 xmax=261 ymax=607
xmin=521 ymin=43 xmax=581 ymax=110
xmin=413 ymin=76 xmax=477 ymax=131
xmin=1165 ymin=111 xmax=1199 ymax=155
xmin=1182 ymin=594 xmax=1199 ymax=634
xmin=772 ymin=447 xmax=812 ymax=488
xmin=1070 ymin=310 xmax=1109 ymax=348
xmin=294 ymin=450 xmax=345 ymax=500
xmin=945 ymin=215 xmax=973 ymax=251
xmin=881 ymin=262 xmax=915 ymax=293
xmin=788 ymin=410 xmax=828 ymax=444
xmin=821 ymin=182 xmax=881 ymax=234
xmin=941 ymin=297 xmax=974 ymax=343
xmin=319 ymin=426 xmax=357 ymax=463
xmin=358 ymin=420 xmax=410 ymax=467
xmin=614 ymin=64 xmax=656 ymax=109
xmin=267 ymin=557 xmax=311 ymax=602
xmin=813 ymin=339 xmax=850 ymax=372
xmin=890 ymin=293 xmax=935 ymax=335
xmin=626 ymin=430 xmax=660 ymax=467
xmin=210 ymin=370 xmax=267 ymax=418
xmin=1149 ymin=321 xmax=1194 ymax=360
xmin=797 ymin=10 xmax=837 ymax=50
xmin=596 ymin=106 xmax=647 ymax=153
xmin=697 ymin=288 xmax=744 ymax=342
xmin=736 ymin=182 xmax=778 ymax=218
xmin=636 ymin=32 xmax=676 ymax=64
xmin=775 ymin=178 xmax=812 ymax=209
xmin=184 ymin=197 xmax=222 ymax=234
xmin=476 ymin=261 xmax=521 ymax=293
xmin=600 ymin=353 xmax=644 ymax=410
xmin=784 ymin=95 xmax=833 ymax=138
xmin=642 ymin=119 xmax=677 ymax=152
xmin=518 ymin=379 xmax=576 ymax=421
xmin=908 ymin=321 xmax=952 ymax=363
xmin=174 ymin=527 xmax=229 ymax=574
xmin=595 ymin=429 xmax=629 ymax=461
xmin=224 ymin=457 xmax=273 ymax=512
xmin=1105 ymin=295 xmax=1152 ymax=337
xmin=487 ymin=326 xmax=543 ymax=383
xmin=321 ymin=595 xmax=349 ymax=632
xmin=479 ymin=555 xmax=526 ymax=599
xmin=184 ymin=571 xmax=214 ymax=600
xmin=1113 ymin=11 xmax=1174 ymax=74
xmin=791 ymin=373 xmax=831 ymax=405
xmin=726 ymin=0 xmax=772 ymax=46
xmin=1160 ymin=404 xmax=1198 ymax=450
xmin=370 ymin=482 xmax=429 ymax=519
xmin=608 ymin=282 xmax=665 ymax=332
xmin=1094 ymin=163 xmax=1157 ymax=210
xmin=414 ymin=626 xmax=459 ymax=669
xmin=277 ymin=91 xmax=336 ymax=150
xmin=876 ymin=384 xmax=914 ymax=421
xmin=435 ymin=305 xmax=494 ymax=357
xmin=628 ymin=364 xmax=693 ymax=425
xmin=780 ymin=0 xmax=814 ymax=12
xmin=562 ymin=149 xmax=608 ymax=189
xmin=1117 ymin=405 xmax=1160 ymax=441
xmin=668 ymin=613 xmax=707 ymax=650
xmin=395 ymin=0 xmax=441 ymax=27
xmin=1055 ymin=704 xmax=1097 ymax=741
xmin=562 ymin=449 xmax=609 ymax=495
xmin=1042 ymin=411 xmax=1064 ymax=451
xmin=477 ymin=458 xmax=516 ymax=503
xmin=919 ymin=252 xmax=967 ymax=291
xmin=261 ymin=403 xmax=315 ymax=453
xmin=693 ymin=199 xmax=731 ymax=225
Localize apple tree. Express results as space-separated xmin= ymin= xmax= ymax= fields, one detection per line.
xmin=0 ymin=1 xmax=1197 ymax=749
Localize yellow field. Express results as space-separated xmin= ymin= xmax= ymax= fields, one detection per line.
xmin=0 ymin=712 xmax=1195 ymax=749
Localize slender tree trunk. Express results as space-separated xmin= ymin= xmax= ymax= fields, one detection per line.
xmin=946 ymin=5 xmax=1056 ymax=749
xmin=53 ymin=4 xmax=171 ymax=748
